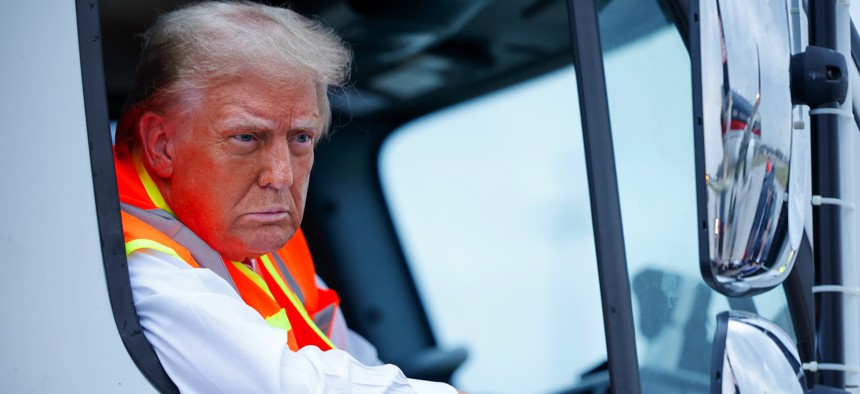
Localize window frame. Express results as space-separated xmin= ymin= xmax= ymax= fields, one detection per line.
xmin=78 ymin=1 xmax=178 ymax=392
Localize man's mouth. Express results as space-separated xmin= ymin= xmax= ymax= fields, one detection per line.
xmin=244 ymin=209 xmax=289 ymax=222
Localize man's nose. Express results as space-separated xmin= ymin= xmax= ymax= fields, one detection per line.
xmin=259 ymin=146 xmax=294 ymax=190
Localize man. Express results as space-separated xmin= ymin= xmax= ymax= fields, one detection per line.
xmin=113 ymin=2 xmax=459 ymax=392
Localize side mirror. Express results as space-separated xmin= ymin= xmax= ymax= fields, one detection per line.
xmin=691 ymin=0 xmax=808 ymax=297
xmin=711 ymin=311 xmax=806 ymax=393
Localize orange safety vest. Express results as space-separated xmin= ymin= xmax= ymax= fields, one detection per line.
xmin=115 ymin=149 xmax=340 ymax=352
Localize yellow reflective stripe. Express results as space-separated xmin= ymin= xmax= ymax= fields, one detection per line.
xmin=132 ymin=153 xmax=175 ymax=216
xmin=265 ymin=308 xmax=291 ymax=331
xmin=229 ymin=260 xmax=277 ymax=300
xmin=260 ymin=254 xmax=336 ymax=349
xmin=125 ymin=238 xmax=182 ymax=259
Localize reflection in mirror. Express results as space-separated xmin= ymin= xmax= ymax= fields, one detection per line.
xmin=711 ymin=311 xmax=806 ymax=393
xmin=693 ymin=0 xmax=808 ymax=297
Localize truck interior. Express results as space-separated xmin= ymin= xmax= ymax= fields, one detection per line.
xmin=80 ymin=0 xmax=855 ymax=392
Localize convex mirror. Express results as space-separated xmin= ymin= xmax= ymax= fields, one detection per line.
xmin=711 ymin=311 xmax=806 ymax=393
xmin=691 ymin=0 xmax=808 ymax=297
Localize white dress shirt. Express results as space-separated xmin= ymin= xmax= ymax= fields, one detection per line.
xmin=128 ymin=248 xmax=457 ymax=394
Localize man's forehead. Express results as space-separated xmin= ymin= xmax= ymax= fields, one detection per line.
xmin=216 ymin=103 xmax=321 ymax=131
xmin=194 ymin=74 xmax=322 ymax=128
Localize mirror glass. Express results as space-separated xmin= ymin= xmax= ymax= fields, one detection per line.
xmin=694 ymin=0 xmax=808 ymax=297
xmin=711 ymin=310 xmax=805 ymax=393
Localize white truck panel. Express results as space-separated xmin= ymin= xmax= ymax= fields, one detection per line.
xmin=0 ymin=1 xmax=156 ymax=392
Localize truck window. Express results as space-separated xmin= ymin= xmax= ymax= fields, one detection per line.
xmin=379 ymin=65 xmax=606 ymax=393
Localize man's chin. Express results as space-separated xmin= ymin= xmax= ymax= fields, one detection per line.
xmin=217 ymin=226 xmax=295 ymax=261
xmin=245 ymin=234 xmax=293 ymax=258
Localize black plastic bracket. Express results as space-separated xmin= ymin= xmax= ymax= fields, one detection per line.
xmin=790 ymin=45 xmax=849 ymax=107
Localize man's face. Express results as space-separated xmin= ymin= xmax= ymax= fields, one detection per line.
xmin=162 ymin=74 xmax=322 ymax=261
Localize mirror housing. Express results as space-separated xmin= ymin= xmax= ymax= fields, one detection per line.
xmin=711 ymin=311 xmax=806 ymax=393
xmin=692 ymin=0 xmax=809 ymax=297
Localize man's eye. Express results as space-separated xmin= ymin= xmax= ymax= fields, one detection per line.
xmin=232 ymin=134 xmax=256 ymax=143
xmin=293 ymin=134 xmax=313 ymax=144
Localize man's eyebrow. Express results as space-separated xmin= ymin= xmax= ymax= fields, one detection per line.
xmin=218 ymin=111 xmax=321 ymax=132
xmin=291 ymin=117 xmax=322 ymax=131
xmin=219 ymin=112 xmax=278 ymax=131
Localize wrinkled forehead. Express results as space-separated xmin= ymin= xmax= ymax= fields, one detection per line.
xmin=165 ymin=66 xmax=329 ymax=129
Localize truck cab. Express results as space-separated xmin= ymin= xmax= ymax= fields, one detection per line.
xmin=2 ymin=0 xmax=859 ymax=392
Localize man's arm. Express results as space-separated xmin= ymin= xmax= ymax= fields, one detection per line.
xmin=128 ymin=248 xmax=456 ymax=393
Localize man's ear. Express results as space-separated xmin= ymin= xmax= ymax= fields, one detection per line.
xmin=138 ymin=112 xmax=175 ymax=178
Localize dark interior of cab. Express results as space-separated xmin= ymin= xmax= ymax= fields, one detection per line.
xmin=97 ymin=0 xmax=680 ymax=392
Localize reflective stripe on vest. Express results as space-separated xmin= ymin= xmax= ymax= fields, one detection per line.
xmin=259 ymin=254 xmax=336 ymax=350
xmin=265 ymin=251 xmax=342 ymax=338
xmin=270 ymin=252 xmax=306 ymax=305
xmin=131 ymin=153 xmax=174 ymax=216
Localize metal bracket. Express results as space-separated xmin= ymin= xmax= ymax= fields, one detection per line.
xmin=812 ymin=195 xmax=857 ymax=210
xmin=809 ymin=108 xmax=855 ymax=118
xmin=813 ymin=285 xmax=860 ymax=296
xmin=803 ymin=361 xmax=860 ymax=374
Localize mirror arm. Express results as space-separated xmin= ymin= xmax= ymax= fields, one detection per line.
xmin=809 ymin=0 xmax=847 ymax=389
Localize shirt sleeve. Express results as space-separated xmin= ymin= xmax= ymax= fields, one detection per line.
xmin=128 ymin=248 xmax=457 ymax=394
